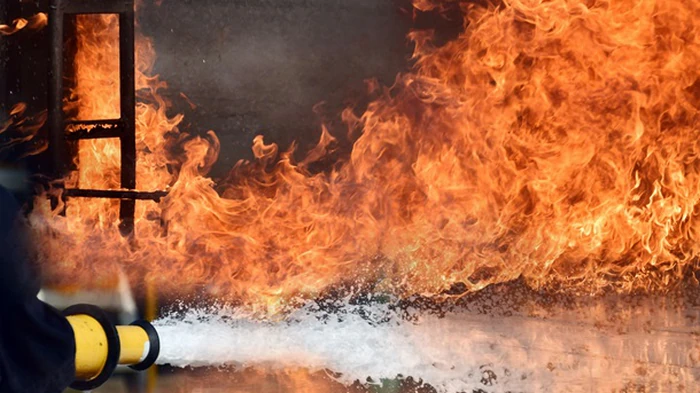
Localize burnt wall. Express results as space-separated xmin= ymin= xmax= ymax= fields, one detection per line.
xmin=1 ymin=1 xmax=48 ymax=119
xmin=138 ymin=0 xmax=413 ymax=178
xmin=1 ymin=0 xmax=51 ymax=197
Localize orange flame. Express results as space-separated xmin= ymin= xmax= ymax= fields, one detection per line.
xmin=31 ymin=0 xmax=700 ymax=313
xmin=0 ymin=13 xmax=47 ymax=36
xmin=0 ymin=103 xmax=48 ymax=158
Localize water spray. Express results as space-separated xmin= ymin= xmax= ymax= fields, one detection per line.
xmin=61 ymin=295 xmax=700 ymax=392
xmin=150 ymin=298 xmax=700 ymax=392
xmin=63 ymin=304 xmax=160 ymax=391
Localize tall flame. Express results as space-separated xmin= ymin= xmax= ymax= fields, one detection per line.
xmin=31 ymin=0 xmax=700 ymax=313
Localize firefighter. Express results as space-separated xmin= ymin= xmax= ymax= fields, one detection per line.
xmin=0 ymin=184 xmax=76 ymax=393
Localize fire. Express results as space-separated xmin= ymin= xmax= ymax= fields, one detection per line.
xmin=0 ymin=12 xmax=47 ymax=36
xmin=30 ymin=0 xmax=700 ymax=313
xmin=0 ymin=103 xmax=47 ymax=158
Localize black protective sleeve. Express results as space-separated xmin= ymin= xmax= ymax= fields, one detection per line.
xmin=0 ymin=187 xmax=76 ymax=393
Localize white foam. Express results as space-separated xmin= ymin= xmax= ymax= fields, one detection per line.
xmin=154 ymin=299 xmax=700 ymax=392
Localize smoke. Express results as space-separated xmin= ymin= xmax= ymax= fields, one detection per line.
xmin=137 ymin=0 xmax=412 ymax=175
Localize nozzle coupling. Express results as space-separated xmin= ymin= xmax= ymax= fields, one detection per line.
xmin=64 ymin=304 xmax=160 ymax=391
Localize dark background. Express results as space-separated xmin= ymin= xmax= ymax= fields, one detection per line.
xmin=138 ymin=0 xmax=414 ymax=179
xmin=1 ymin=0 xmax=464 ymax=182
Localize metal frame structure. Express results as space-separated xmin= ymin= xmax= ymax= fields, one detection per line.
xmin=47 ymin=0 xmax=166 ymax=235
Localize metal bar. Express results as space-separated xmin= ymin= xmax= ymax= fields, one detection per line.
xmin=66 ymin=125 xmax=122 ymax=140
xmin=0 ymin=1 xmax=7 ymax=115
xmin=118 ymin=1 xmax=136 ymax=236
xmin=47 ymin=0 xmax=143 ymax=235
xmin=65 ymin=119 xmax=123 ymax=140
xmin=118 ymin=3 xmax=136 ymax=190
xmin=66 ymin=119 xmax=122 ymax=126
xmin=64 ymin=188 xmax=168 ymax=202
xmin=48 ymin=0 xmax=69 ymax=180
xmin=61 ymin=0 xmax=132 ymax=15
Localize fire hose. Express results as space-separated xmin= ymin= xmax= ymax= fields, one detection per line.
xmin=63 ymin=304 xmax=160 ymax=391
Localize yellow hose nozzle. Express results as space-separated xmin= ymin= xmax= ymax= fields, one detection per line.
xmin=64 ymin=304 xmax=160 ymax=391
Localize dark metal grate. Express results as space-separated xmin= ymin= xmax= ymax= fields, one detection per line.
xmin=47 ymin=0 xmax=167 ymax=235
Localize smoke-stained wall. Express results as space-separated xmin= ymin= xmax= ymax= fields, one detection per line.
xmin=1 ymin=0 xmax=50 ymax=197
xmin=138 ymin=0 xmax=412 ymax=178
